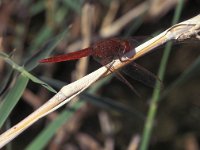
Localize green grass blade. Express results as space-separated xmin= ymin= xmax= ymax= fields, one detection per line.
xmin=81 ymin=93 xmax=145 ymax=120
xmin=139 ymin=0 xmax=185 ymax=149
xmin=62 ymin=0 xmax=81 ymax=13
xmin=22 ymin=71 xmax=57 ymax=93
xmin=0 ymin=75 xmax=29 ymax=128
xmin=25 ymin=100 xmax=84 ymax=150
xmin=0 ymin=7 xmax=68 ymax=129
xmin=30 ymin=1 xmax=45 ymax=16
xmin=27 ymin=26 xmax=53 ymax=53
xmin=0 ymin=68 xmax=13 ymax=95
xmin=55 ymin=7 xmax=69 ymax=25
xmin=0 ymin=52 xmax=57 ymax=93
xmin=24 ymin=29 xmax=68 ymax=71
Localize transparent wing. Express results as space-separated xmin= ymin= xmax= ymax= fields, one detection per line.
xmin=122 ymin=62 xmax=162 ymax=88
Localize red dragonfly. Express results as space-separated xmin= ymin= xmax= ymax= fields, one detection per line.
xmin=40 ymin=38 xmax=159 ymax=95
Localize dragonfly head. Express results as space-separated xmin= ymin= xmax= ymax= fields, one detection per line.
xmin=121 ymin=38 xmax=138 ymax=54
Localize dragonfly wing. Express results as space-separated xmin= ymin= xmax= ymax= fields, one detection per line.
xmin=114 ymin=70 xmax=141 ymax=97
xmin=99 ymin=61 xmax=141 ymax=97
xmin=122 ymin=62 xmax=162 ymax=88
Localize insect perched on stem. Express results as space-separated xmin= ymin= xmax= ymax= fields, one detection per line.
xmin=40 ymin=38 xmax=160 ymax=96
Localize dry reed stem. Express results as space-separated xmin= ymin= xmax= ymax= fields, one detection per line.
xmin=147 ymin=0 xmax=179 ymax=19
xmin=0 ymin=14 xmax=199 ymax=148
xmin=100 ymin=2 xmax=148 ymax=37
xmin=127 ymin=134 xmax=140 ymax=150
xmin=73 ymin=3 xmax=93 ymax=80
xmin=101 ymin=0 xmax=120 ymax=29
xmin=99 ymin=111 xmax=115 ymax=150
xmin=23 ymin=89 xmax=58 ymax=120
xmin=50 ymin=3 xmax=94 ymax=148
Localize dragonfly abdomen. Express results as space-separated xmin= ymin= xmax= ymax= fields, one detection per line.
xmin=40 ymin=48 xmax=92 ymax=63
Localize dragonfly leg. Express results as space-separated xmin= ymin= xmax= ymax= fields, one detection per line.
xmin=105 ymin=63 xmax=141 ymax=97
xmin=115 ymin=70 xmax=141 ymax=97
